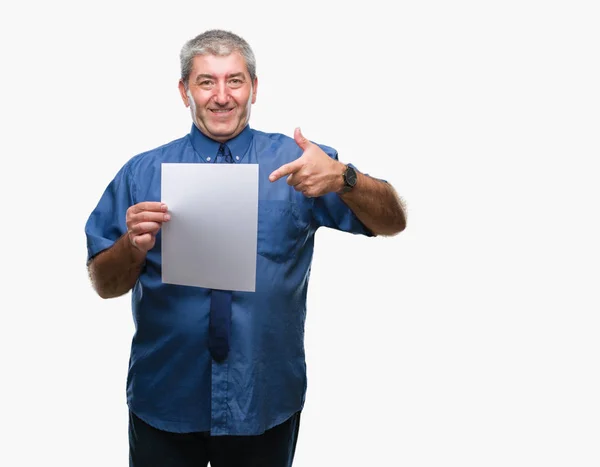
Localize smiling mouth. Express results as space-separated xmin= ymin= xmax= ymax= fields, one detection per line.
xmin=210 ymin=108 xmax=233 ymax=114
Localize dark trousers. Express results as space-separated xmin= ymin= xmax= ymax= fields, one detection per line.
xmin=129 ymin=411 xmax=301 ymax=467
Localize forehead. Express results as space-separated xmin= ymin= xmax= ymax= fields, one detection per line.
xmin=190 ymin=52 xmax=249 ymax=77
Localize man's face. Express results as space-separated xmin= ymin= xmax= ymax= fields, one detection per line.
xmin=179 ymin=52 xmax=257 ymax=142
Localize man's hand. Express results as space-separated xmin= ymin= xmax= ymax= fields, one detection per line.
xmin=126 ymin=202 xmax=170 ymax=253
xmin=268 ymin=128 xmax=345 ymax=197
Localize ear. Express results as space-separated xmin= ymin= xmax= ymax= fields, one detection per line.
xmin=251 ymin=77 xmax=258 ymax=104
xmin=178 ymin=80 xmax=190 ymax=107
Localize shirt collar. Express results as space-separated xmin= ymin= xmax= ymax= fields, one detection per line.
xmin=188 ymin=123 xmax=253 ymax=163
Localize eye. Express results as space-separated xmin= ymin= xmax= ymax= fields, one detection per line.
xmin=228 ymin=78 xmax=244 ymax=87
xmin=199 ymin=80 xmax=214 ymax=88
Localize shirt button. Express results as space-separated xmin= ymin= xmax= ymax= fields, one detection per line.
xmin=235 ymin=156 xmax=240 ymax=161
xmin=207 ymin=157 xmax=211 ymax=161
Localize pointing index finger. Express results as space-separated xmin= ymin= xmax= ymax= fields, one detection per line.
xmin=269 ymin=158 xmax=303 ymax=182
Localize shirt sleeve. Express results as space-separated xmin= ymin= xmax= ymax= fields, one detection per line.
xmin=311 ymin=152 xmax=375 ymax=237
xmin=85 ymin=162 xmax=136 ymax=261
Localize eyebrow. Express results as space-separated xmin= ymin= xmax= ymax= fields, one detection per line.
xmin=194 ymin=72 xmax=246 ymax=82
xmin=227 ymin=72 xmax=245 ymax=79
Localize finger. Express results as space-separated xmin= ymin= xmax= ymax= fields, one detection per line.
xmin=293 ymin=182 xmax=307 ymax=193
xmin=303 ymin=187 xmax=322 ymax=198
xmin=293 ymin=127 xmax=310 ymax=151
xmin=131 ymin=233 xmax=155 ymax=251
xmin=269 ymin=158 xmax=304 ymax=182
xmin=128 ymin=221 xmax=163 ymax=235
xmin=128 ymin=211 xmax=171 ymax=225
xmin=129 ymin=202 xmax=168 ymax=214
xmin=299 ymin=187 xmax=312 ymax=198
xmin=286 ymin=173 xmax=303 ymax=187
xmin=294 ymin=181 xmax=319 ymax=198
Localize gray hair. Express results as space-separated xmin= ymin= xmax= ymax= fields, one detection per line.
xmin=180 ymin=29 xmax=257 ymax=88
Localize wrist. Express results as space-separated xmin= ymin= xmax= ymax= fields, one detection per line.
xmin=337 ymin=163 xmax=358 ymax=194
xmin=335 ymin=161 xmax=346 ymax=193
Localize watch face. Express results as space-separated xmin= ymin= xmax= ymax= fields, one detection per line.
xmin=346 ymin=167 xmax=357 ymax=186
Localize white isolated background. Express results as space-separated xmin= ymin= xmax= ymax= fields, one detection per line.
xmin=1 ymin=1 xmax=599 ymax=466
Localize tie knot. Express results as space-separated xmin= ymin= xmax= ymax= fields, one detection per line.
xmin=217 ymin=143 xmax=234 ymax=163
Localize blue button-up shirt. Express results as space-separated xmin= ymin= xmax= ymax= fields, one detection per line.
xmin=85 ymin=124 xmax=372 ymax=435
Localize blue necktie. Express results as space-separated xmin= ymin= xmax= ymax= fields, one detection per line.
xmin=209 ymin=143 xmax=234 ymax=362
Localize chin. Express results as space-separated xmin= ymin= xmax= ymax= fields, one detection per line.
xmin=209 ymin=125 xmax=238 ymax=138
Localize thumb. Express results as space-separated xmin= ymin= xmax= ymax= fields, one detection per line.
xmin=294 ymin=127 xmax=310 ymax=151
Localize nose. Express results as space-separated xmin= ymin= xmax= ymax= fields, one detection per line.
xmin=213 ymin=82 xmax=230 ymax=106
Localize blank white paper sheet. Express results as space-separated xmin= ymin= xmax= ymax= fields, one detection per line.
xmin=161 ymin=163 xmax=259 ymax=292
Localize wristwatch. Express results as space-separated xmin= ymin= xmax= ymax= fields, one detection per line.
xmin=338 ymin=164 xmax=357 ymax=194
